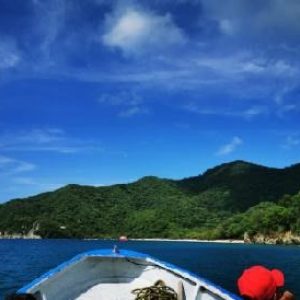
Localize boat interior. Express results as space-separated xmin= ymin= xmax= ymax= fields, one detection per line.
xmin=27 ymin=256 xmax=229 ymax=300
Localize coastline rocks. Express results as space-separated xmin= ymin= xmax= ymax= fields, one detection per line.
xmin=0 ymin=221 xmax=41 ymax=239
xmin=0 ymin=231 xmax=41 ymax=239
xmin=244 ymin=231 xmax=300 ymax=245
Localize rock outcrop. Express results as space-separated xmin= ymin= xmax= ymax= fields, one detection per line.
xmin=0 ymin=222 xmax=41 ymax=239
xmin=244 ymin=231 xmax=300 ymax=245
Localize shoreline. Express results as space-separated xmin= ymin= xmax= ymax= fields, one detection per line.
xmin=0 ymin=236 xmax=244 ymax=243
xmin=127 ymin=238 xmax=244 ymax=244
xmin=1 ymin=237 xmax=299 ymax=245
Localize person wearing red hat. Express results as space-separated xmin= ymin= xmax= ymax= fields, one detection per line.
xmin=237 ymin=266 xmax=294 ymax=300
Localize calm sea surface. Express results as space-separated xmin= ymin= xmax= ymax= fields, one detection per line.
xmin=0 ymin=240 xmax=299 ymax=299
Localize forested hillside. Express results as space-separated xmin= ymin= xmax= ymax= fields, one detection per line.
xmin=1 ymin=160 xmax=300 ymax=240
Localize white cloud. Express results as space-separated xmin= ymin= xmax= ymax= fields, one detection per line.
xmin=12 ymin=176 xmax=63 ymax=190
xmin=118 ymin=106 xmax=148 ymax=118
xmin=0 ymin=155 xmax=36 ymax=175
xmin=98 ymin=90 xmax=148 ymax=118
xmin=243 ymin=106 xmax=268 ymax=119
xmin=0 ymin=128 xmax=102 ymax=154
xmin=183 ymin=103 xmax=268 ymax=119
xmin=282 ymin=135 xmax=300 ymax=149
xmin=12 ymin=177 xmax=37 ymax=185
xmin=15 ymin=128 xmax=65 ymax=144
xmin=272 ymin=60 xmax=297 ymax=77
xmin=13 ymin=162 xmax=36 ymax=173
xmin=216 ymin=137 xmax=243 ymax=156
xmin=273 ymin=85 xmax=300 ymax=117
xmin=195 ymin=54 xmax=298 ymax=79
xmin=7 ymin=146 xmax=85 ymax=154
xmin=0 ymin=128 xmax=63 ymax=150
xmin=219 ymin=19 xmax=235 ymax=35
xmin=32 ymin=0 xmax=66 ymax=61
xmin=203 ymin=0 xmax=300 ymax=39
xmin=279 ymin=104 xmax=298 ymax=113
xmin=0 ymin=155 xmax=14 ymax=165
xmin=274 ymin=84 xmax=299 ymax=106
xmin=98 ymin=91 xmax=142 ymax=106
xmin=102 ymin=7 xmax=185 ymax=55
xmin=0 ymin=38 xmax=21 ymax=69
xmin=242 ymin=62 xmax=265 ymax=74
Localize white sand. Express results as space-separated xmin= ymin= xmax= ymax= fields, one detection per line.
xmin=128 ymin=238 xmax=244 ymax=244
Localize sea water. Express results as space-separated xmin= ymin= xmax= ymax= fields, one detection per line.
xmin=0 ymin=239 xmax=299 ymax=299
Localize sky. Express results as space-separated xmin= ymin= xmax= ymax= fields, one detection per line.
xmin=0 ymin=0 xmax=300 ymax=202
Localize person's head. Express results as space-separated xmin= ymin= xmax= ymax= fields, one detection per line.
xmin=5 ymin=293 xmax=37 ymax=300
xmin=237 ymin=265 xmax=284 ymax=300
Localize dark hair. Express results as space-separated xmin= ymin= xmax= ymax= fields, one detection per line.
xmin=5 ymin=293 xmax=37 ymax=300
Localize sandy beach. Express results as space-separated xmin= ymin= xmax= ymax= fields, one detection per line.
xmin=129 ymin=238 xmax=244 ymax=244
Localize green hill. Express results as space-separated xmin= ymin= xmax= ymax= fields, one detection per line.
xmin=1 ymin=160 xmax=300 ymax=240
xmin=179 ymin=160 xmax=300 ymax=211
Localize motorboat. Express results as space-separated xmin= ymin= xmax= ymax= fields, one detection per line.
xmin=13 ymin=247 xmax=240 ymax=300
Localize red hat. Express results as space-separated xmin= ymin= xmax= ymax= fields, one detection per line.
xmin=237 ymin=266 xmax=285 ymax=300
xmin=271 ymin=269 xmax=284 ymax=287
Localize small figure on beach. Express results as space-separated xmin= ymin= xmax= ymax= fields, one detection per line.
xmin=119 ymin=235 xmax=128 ymax=242
xmin=237 ymin=265 xmax=295 ymax=300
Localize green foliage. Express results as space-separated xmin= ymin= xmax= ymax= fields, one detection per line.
xmin=215 ymin=197 xmax=300 ymax=239
xmin=179 ymin=160 xmax=300 ymax=211
xmin=1 ymin=161 xmax=300 ymax=239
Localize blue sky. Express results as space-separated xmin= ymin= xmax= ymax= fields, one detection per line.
xmin=1 ymin=0 xmax=300 ymax=202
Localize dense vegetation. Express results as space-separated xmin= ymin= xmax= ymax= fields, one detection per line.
xmin=1 ymin=160 xmax=300 ymax=240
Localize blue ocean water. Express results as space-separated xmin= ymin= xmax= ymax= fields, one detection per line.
xmin=0 ymin=240 xmax=299 ymax=299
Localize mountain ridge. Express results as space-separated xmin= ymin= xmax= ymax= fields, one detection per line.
xmin=2 ymin=160 xmax=298 ymax=203
xmin=1 ymin=160 xmax=300 ymax=240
